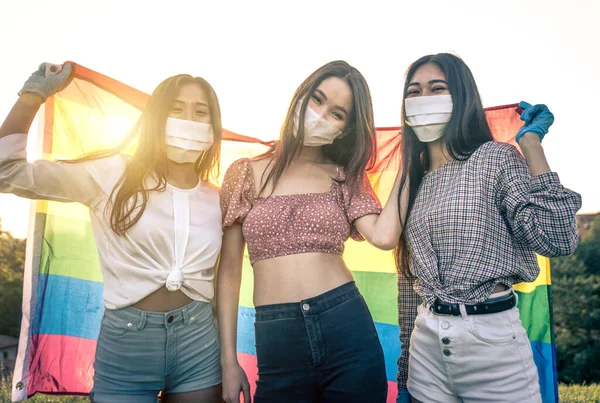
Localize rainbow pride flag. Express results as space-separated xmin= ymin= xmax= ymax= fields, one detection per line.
xmin=11 ymin=63 xmax=558 ymax=402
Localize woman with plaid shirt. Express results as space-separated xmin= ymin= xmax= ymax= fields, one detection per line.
xmin=394 ymin=53 xmax=581 ymax=403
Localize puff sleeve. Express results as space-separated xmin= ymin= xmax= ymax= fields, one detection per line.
xmin=220 ymin=158 xmax=256 ymax=228
xmin=339 ymin=171 xmax=383 ymax=241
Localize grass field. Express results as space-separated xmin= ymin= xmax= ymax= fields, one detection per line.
xmin=1 ymin=375 xmax=599 ymax=402
xmin=559 ymin=383 xmax=600 ymax=403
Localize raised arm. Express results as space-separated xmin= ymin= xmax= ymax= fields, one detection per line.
xmin=0 ymin=63 xmax=105 ymax=207
xmin=495 ymin=102 xmax=581 ymax=257
xmin=1 ymin=63 xmax=73 ymax=140
xmin=515 ymin=101 xmax=554 ymax=176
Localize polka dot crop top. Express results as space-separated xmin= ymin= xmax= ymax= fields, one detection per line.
xmin=220 ymin=158 xmax=382 ymax=265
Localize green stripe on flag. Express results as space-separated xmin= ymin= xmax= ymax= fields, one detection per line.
xmin=40 ymin=213 xmax=103 ymax=282
xmin=353 ymin=271 xmax=398 ymax=325
xmin=516 ymin=285 xmax=552 ymax=344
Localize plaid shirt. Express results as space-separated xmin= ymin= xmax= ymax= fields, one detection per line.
xmin=396 ymin=273 xmax=420 ymax=390
xmin=396 ymin=141 xmax=581 ymax=388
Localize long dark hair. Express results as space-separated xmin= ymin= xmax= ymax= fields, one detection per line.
xmin=256 ymin=60 xmax=376 ymax=196
xmin=395 ymin=53 xmax=493 ymax=278
xmin=66 ymin=75 xmax=222 ymax=235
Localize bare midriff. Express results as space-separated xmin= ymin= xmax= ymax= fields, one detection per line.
xmin=252 ymin=252 xmax=354 ymax=307
xmin=132 ymin=285 xmax=196 ymax=312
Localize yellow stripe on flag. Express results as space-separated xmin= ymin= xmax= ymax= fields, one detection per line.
xmin=513 ymin=255 xmax=551 ymax=293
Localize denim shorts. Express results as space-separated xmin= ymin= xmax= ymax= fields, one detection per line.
xmin=253 ymin=281 xmax=387 ymax=403
xmin=90 ymin=301 xmax=221 ymax=403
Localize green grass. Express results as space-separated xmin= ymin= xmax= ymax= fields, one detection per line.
xmin=0 ymin=373 xmax=87 ymax=403
xmin=2 ymin=375 xmax=600 ymax=402
xmin=560 ymin=383 xmax=600 ymax=403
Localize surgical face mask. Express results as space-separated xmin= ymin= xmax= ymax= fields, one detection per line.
xmin=293 ymin=102 xmax=343 ymax=147
xmin=404 ymin=94 xmax=453 ymax=143
xmin=165 ymin=117 xmax=214 ymax=164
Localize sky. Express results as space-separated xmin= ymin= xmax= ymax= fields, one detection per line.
xmin=0 ymin=0 xmax=598 ymax=238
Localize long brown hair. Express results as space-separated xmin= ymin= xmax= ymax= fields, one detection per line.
xmin=394 ymin=54 xmax=493 ymax=279
xmin=257 ymin=60 xmax=376 ymax=196
xmin=67 ymin=75 xmax=222 ymax=235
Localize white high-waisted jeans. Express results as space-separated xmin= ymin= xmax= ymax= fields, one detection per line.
xmin=407 ymin=294 xmax=541 ymax=403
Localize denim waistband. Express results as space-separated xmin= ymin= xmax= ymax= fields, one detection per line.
xmin=105 ymin=300 xmax=211 ymax=329
xmin=255 ymin=281 xmax=360 ymax=321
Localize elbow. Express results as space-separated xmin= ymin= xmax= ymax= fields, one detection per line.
xmin=531 ymin=232 xmax=580 ymax=258
xmin=562 ymin=233 xmax=580 ymax=256
xmin=370 ymin=232 xmax=400 ymax=251
xmin=515 ymin=213 xmax=581 ymax=257
xmin=377 ymin=241 xmax=399 ymax=251
xmin=550 ymin=236 xmax=580 ymax=257
xmin=0 ymin=160 xmax=27 ymax=194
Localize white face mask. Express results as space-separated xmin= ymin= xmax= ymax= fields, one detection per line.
xmin=404 ymin=94 xmax=453 ymax=143
xmin=293 ymin=102 xmax=343 ymax=147
xmin=165 ymin=117 xmax=214 ymax=164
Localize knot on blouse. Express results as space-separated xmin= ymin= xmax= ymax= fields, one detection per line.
xmin=166 ymin=268 xmax=184 ymax=291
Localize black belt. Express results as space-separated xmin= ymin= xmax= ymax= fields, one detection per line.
xmin=427 ymin=293 xmax=517 ymax=316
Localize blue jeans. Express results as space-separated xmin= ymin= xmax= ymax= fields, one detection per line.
xmin=90 ymin=301 xmax=221 ymax=403
xmin=253 ymin=281 xmax=387 ymax=402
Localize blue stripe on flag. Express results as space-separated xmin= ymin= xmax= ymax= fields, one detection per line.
xmin=531 ymin=340 xmax=557 ymax=403
xmin=34 ymin=273 xmax=104 ymax=339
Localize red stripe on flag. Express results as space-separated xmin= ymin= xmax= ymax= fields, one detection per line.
xmin=27 ymin=334 xmax=96 ymax=397
xmin=43 ymin=96 xmax=54 ymax=155
xmin=69 ymin=62 xmax=148 ymax=111
xmin=238 ymin=352 xmax=258 ymax=399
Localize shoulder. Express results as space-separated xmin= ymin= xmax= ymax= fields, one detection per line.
xmin=117 ymin=153 xmax=132 ymax=163
xmin=83 ymin=153 xmax=129 ymax=177
xmin=221 ymin=158 xmax=257 ymax=199
xmin=204 ymin=180 xmax=221 ymax=194
xmin=232 ymin=157 xmax=252 ymax=168
xmin=247 ymin=156 xmax=274 ymax=190
xmin=475 ymin=141 xmax=519 ymax=158
xmin=84 ymin=153 xmax=130 ymax=171
xmin=248 ymin=156 xmax=269 ymax=176
xmin=470 ymin=141 xmax=522 ymax=169
xmin=223 ymin=158 xmax=252 ymax=181
xmin=78 ymin=153 xmax=130 ymax=195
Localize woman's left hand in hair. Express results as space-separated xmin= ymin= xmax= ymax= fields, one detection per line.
xmin=516 ymin=101 xmax=554 ymax=143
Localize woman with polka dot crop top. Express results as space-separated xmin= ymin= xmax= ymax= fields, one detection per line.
xmin=217 ymin=61 xmax=408 ymax=403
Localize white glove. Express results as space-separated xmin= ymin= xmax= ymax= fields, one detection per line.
xmin=18 ymin=63 xmax=73 ymax=101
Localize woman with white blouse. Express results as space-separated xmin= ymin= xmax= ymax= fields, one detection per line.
xmin=0 ymin=63 xmax=225 ymax=403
